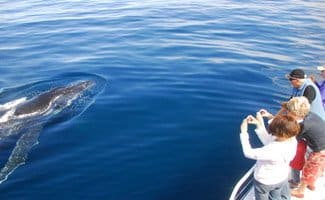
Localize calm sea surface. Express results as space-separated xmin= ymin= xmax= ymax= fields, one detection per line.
xmin=0 ymin=0 xmax=324 ymax=199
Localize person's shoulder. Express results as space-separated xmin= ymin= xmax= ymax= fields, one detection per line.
xmin=306 ymin=112 xmax=317 ymax=118
xmin=320 ymin=80 xmax=325 ymax=87
xmin=306 ymin=112 xmax=325 ymax=124
xmin=305 ymin=85 xmax=315 ymax=90
xmin=304 ymin=85 xmax=316 ymax=97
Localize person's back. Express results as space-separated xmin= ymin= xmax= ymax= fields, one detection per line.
xmin=253 ymin=136 xmax=297 ymax=184
xmin=284 ymin=96 xmax=325 ymax=198
xmin=298 ymin=112 xmax=325 ymax=152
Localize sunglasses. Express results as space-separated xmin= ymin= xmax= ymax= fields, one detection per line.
xmin=289 ymin=78 xmax=297 ymax=81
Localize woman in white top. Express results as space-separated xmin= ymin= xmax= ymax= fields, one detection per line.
xmin=240 ymin=113 xmax=300 ymax=200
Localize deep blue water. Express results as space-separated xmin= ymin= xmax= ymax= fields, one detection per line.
xmin=0 ymin=0 xmax=324 ymax=199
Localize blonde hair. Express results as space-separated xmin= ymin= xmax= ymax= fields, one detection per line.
xmin=286 ymin=96 xmax=310 ymax=118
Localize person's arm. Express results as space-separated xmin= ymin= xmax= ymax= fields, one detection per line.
xmin=239 ymin=117 xmax=276 ymax=161
xmin=274 ymin=102 xmax=288 ymax=117
xmin=240 ymin=132 xmax=276 ymax=161
xmin=310 ymin=75 xmax=317 ymax=84
xmin=259 ymin=109 xmax=274 ymax=120
xmin=255 ymin=127 xmax=274 ymax=145
xmin=310 ymin=76 xmax=324 ymax=88
xmin=303 ymin=85 xmax=316 ymax=103
xmin=248 ymin=112 xmax=274 ymax=145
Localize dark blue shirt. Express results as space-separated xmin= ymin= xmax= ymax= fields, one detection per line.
xmin=298 ymin=112 xmax=325 ymax=152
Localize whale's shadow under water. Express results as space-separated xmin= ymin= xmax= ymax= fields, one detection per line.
xmin=0 ymin=73 xmax=106 ymax=184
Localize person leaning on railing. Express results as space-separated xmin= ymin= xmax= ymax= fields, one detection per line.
xmin=259 ymin=96 xmax=325 ymax=198
xmin=239 ymin=112 xmax=300 ymax=200
xmin=284 ymin=97 xmax=325 ymax=199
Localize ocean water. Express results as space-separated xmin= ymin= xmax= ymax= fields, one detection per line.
xmin=0 ymin=0 xmax=324 ymax=199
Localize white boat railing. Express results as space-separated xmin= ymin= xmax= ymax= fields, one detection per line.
xmin=229 ymin=165 xmax=255 ymax=200
xmin=229 ymin=164 xmax=325 ymax=200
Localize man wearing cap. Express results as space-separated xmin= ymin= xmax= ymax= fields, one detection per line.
xmin=310 ymin=65 xmax=325 ymax=111
xmin=286 ymin=68 xmax=325 ymax=120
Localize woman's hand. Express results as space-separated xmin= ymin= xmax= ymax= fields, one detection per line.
xmin=241 ymin=115 xmax=260 ymax=133
xmin=258 ymin=109 xmax=273 ymax=119
xmin=247 ymin=115 xmax=258 ymax=125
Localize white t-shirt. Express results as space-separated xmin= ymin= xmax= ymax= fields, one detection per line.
xmin=240 ymin=127 xmax=297 ymax=185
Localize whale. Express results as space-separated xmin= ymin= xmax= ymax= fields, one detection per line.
xmin=13 ymin=80 xmax=93 ymax=116
xmin=0 ymin=79 xmax=97 ymax=183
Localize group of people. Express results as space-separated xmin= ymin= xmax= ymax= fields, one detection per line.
xmin=239 ymin=66 xmax=325 ymax=200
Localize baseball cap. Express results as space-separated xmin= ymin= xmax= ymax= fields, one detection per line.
xmin=317 ymin=66 xmax=325 ymax=71
xmin=286 ymin=69 xmax=306 ymax=79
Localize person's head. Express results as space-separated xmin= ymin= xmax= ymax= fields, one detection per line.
xmin=286 ymin=68 xmax=306 ymax=88
xmin=317 ymin=65 xmax=325 ymax=79
xmin=268 ymin=115 xmax=300 ymax=139
xmin=286 ymin=96 xmax=310 ymax=118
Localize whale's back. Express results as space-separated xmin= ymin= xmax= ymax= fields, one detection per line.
xmin=13 ymin=89 xmax=61 ymax=116
xmin=13 ymin=81 xmax=93 ymax=116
